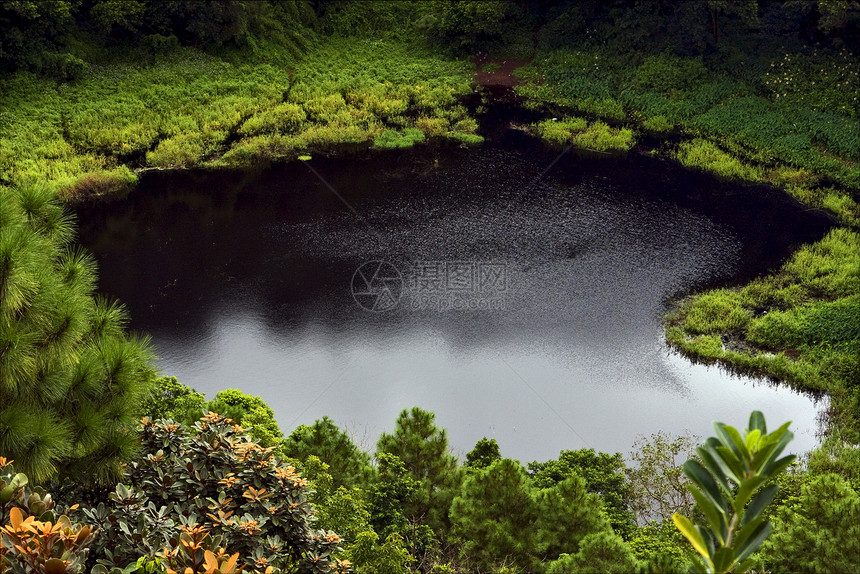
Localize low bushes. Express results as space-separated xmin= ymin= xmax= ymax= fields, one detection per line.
xmin=674 ymin=139 xmax=762 ymax=182
xmin=533 ymin=117 xmax=634 ymax=152
xmin=0 ymin=415 xmax=347 ymax=574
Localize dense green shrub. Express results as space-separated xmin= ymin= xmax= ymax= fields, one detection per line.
xmin=79 ymin=414 xmax=346 ymax=573
xmin=633 ymin=54 xmax=708 ymax=93
xmin=759 ymin=474 xmax=860 ymax=572
xmin=535 ymin=117 xmax=588 ymax=145
xmin=0 ymin=459 xmax=96 ymax=573
xmin=373 ymin=128 xmax=426 ymax=149
xmin=450 ymin=458 xmax=614 ymax=572
xmin=572 ymin=121 xmax=634 ymax=152
xmin=529 ymin=449 xmax=635 ymax=539
xmin=376 ymin=408 xmax=461 ymax=537
xmin=674 ymin=139 xmax=761 ymax=182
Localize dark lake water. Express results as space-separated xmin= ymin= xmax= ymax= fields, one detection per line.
xmin=76 ymin=130 xmax=833 ymax=462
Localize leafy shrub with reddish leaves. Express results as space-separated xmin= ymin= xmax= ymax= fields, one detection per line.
xmin=79 ymin=414 xmax=348 ymax=574
xmin=1 ymin=458 xmax=95 ymax=574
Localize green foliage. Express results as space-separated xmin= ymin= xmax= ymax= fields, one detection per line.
xmin=142 ymin=380 xmax=284 ymax=451
xmin=626 ymin=432 xmax=700 ymax=525
xmin=427 ymin=0 xmax=522 ymax=53
xmin=627 ymin=520 xmax=689 ymax=573
xmin=682 ymin=289 xmax=752 ymax=334
xmin=449 ymin=458 xmax=538 ymax=572
xmin=634 ymin=54 xmax=709 ymax=93
xmin=366 ymin=452 xmax=433 ymax=554
xmin=0 ymin=459 xmax=97 ymax=573
xmin=669 ymin=228 xmax=860 ymax=437
xmin=346 ymin=531 xmax=413 ymax=574
xmin=674 ymin=140 xmax=762 ymax=182
xmin=376 ymin=407 xmax=461 ymax=536
xmin=534 ymin=117 xmax=588 ymax=145
xmin=373 ymin=128 xmax=426 ymax=150
xmin=641 ymin=115 xmax=674 ymax=134
xmin=284 ymin=417 xmax=375 ymax=491
xmin=571 ymin=121 xmax=635 ymax=152
xmin=806 ymin=435 xmax=860 ymax=491
xmin=534 ymin=117 xmax=634 ymax=151
xmin=206 ymin=389 xmax=284 ymax=450
xmin=450 ymin=458 xmax=613 ymax=572
xmin=0 ymin=36 xmax=474 ymax=197
xmin=465 ymin=437 xmax=501 ymax=470
xmin=672 ymin=411 xmax=795 ymax=574
xmin=759 ymin=473 xmax=860 ymax=573
xmin=141 ymin=376 xmax=206 ymax=423
xmin=529 ymin=449 xmax=635 ymax=539
xmin=0 ymin=185 xmax=155 ymax=483
xmin=79 ymin=413 xmax=346 ymax=573
xmin=544 ymin=531 xmax=640 ymax=574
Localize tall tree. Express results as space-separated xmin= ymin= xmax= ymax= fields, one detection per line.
xmin=449 ymin=458 xmax=538 ymax=572
xmin=465 ymin=436 xmax=501 ymax=470
xmin=529 ymin=448 xmax=636 ymax=539
xmin=626 ymin=430 xmax=700 ymax=524
xmin=376 ymin=407 xmax=462 ymax=535
xmin=0 ymin=184 xmax=154 ymax=482
xmin=284 ymin=416 xmax=375 ymax=490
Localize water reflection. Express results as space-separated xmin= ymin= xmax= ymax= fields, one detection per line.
xmin=76 ymin=136 xmax=832 ymax=461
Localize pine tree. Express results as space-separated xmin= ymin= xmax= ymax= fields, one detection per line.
xmin=449 ymin=458 xmax=538 ymax=572
xmin=376 ymin=407 xmax=462 ymax=535
xmin=533 ymin=475 xmax=614 ymax=561
xmin=451 ymin=458 xmax=617 ymax=572
xmin=284 ymin=416 xmax=375 ymax=490
xmin=465 ymin=436 xmax=501 ymax=470
xmin=529 ymin=448 xmax=636 ymax=539
xmin=0 ymin=184 xmax=154 ymax=483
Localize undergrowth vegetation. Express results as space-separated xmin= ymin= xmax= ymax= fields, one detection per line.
xmin=533 ymin=117 xmax=634 ymax=152
xmin=0 ymin=38 xmax=477 ymax=199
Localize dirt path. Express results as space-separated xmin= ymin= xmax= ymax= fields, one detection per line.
xmin=473 ymin=52 xmax=531 ymax=88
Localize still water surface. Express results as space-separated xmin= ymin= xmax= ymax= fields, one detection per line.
xmin=77 ymin=132 xmax=833 ymax=462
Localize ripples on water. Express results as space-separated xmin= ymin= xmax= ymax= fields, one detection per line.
xmin=77 ymin=135 xmax=833 ymax=461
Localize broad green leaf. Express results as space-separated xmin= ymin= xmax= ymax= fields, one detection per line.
xmin=745 ymin=429 xmax=761 ymax=452
xmin=673 ymin=513 xmax=713 ymax=563
xmin=714 ymin=446 xmax=745 ymax=483
xmin=713 ymin=423 xmax=741 ymax=458
xmin=733 ymin=515 xmax=765 ymax=551
xmin=763 ymin=454 xmax=796 ymax=478
xmin=683 ymin=460 xmax=725 ymax=508
xmin=748 ymin=411 xmax=766 ymax=434
xmin=689 ymin=484 xmax=727 ymax=543
xmin=743 ymin=484 xmax=778 ymax=527
xmin=751 ymin=441 xmax=778 ymax=473
xmin=735 ymin=475 xmax=768 ymax=512
xmin=698 ymin=446 xmax=732 ymax=494
xmin=712 ymin=546 xmax=736 ymax=573
xmin=724 ymin=425 xmax=751 ymax=466
xmin=735 ymin=520 xmax=772 ymax=562
xmin=698 ymin=524 xmax=716 ymax=558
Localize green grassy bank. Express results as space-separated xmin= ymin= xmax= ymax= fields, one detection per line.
xmin=0 ymin=36 xmax=479 ymax=201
